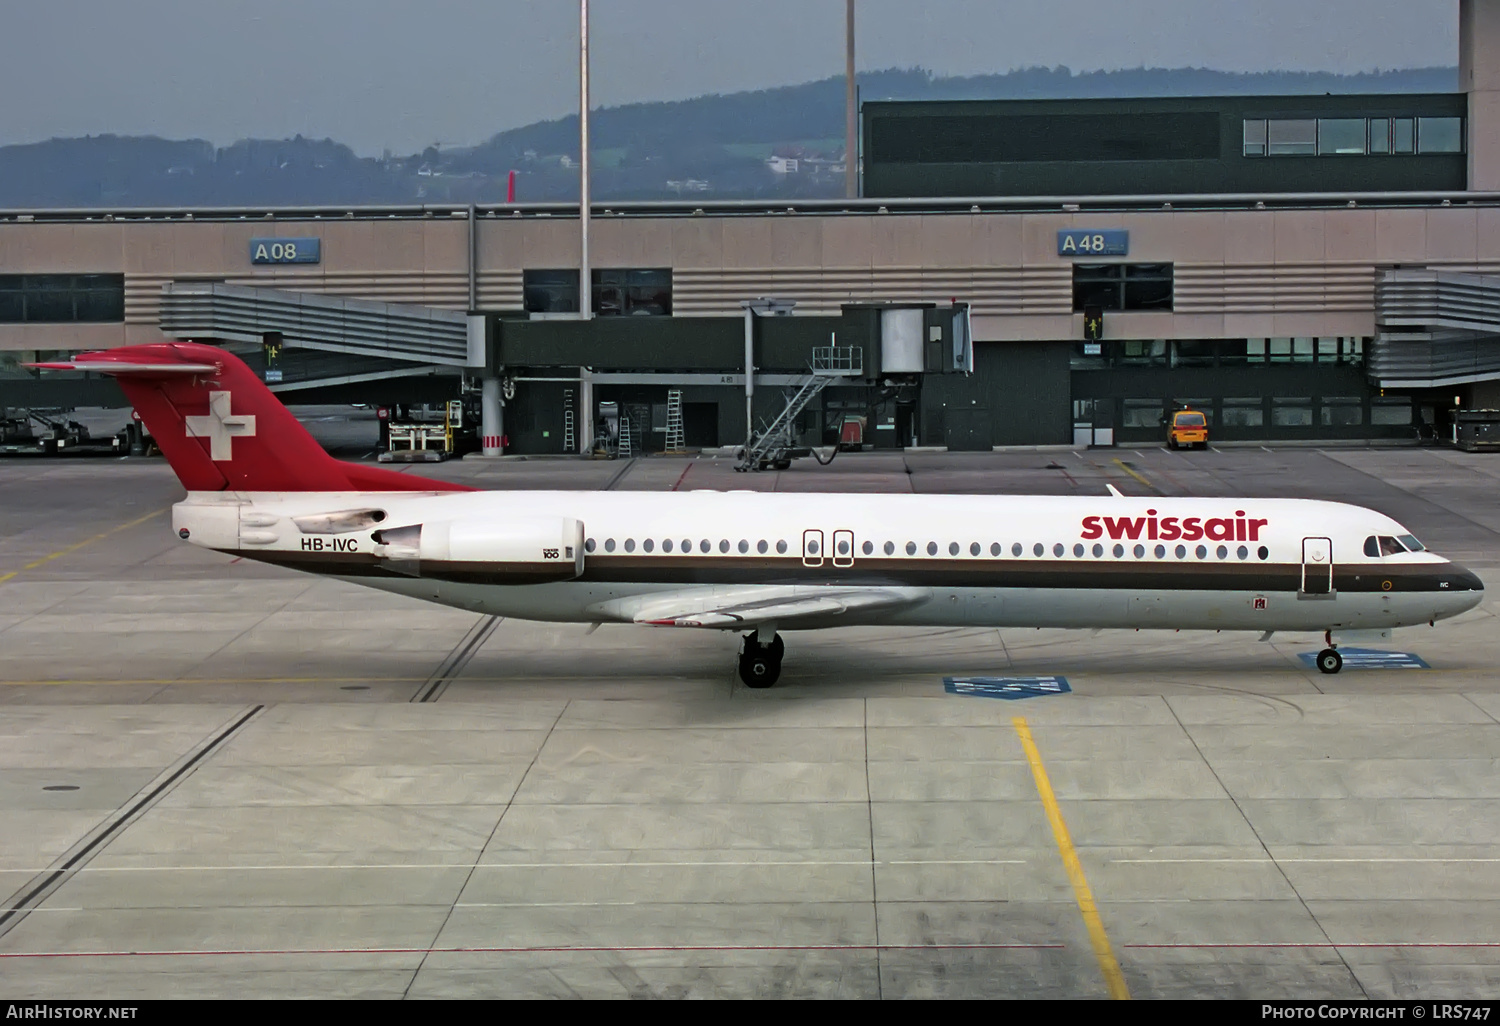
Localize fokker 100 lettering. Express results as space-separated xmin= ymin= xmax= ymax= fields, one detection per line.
xmin=1081 ymin=510 xmax=1268 ymax=542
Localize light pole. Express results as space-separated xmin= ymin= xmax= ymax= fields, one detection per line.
xmin=579 ymin=0 xmax=591 ymax=321
xmin=845 ymin=0 xmax=857 ymax=199
xmin=578 ymin=1 xmax=594 ymax=455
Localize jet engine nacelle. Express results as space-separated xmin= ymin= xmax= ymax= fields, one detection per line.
xmin=373 ymin=516 xmax=584 ymax=582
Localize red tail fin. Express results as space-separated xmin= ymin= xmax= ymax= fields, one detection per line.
xmin=33 ymin=343 xmax=473 ymax=493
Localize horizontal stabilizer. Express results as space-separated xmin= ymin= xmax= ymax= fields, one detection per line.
xmin=26 ymin=360 xmax=219 ymax=374
xmin=27 ymin=342 xmax=472 ymax=494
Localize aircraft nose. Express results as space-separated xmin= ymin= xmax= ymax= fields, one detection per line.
xmin=1450 ymin=564 xmax=1485 ymax=593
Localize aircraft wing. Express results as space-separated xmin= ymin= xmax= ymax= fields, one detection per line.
xmin=592 ymin=584 xmax=930 ymax=629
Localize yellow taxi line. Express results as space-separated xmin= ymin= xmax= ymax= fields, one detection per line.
xmin=1110 ymin=458 xmax=1155 ymax=492
xmin=0 ymin=507 xmax=169 ymax=584
xmin=1012 ymin=715 xmax=1131 ymax=1000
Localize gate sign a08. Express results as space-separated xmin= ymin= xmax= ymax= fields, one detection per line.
xmin=1057 ymin=229 xmax=1128 ymax=256
xmin=250 ymin=238 xmax=321 ymax=264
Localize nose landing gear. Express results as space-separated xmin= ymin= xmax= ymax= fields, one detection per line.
xmin=1316 ymin=630 xmax=1343 ymax=674
xmin=738 ymin=632 xmax=785 ymax=688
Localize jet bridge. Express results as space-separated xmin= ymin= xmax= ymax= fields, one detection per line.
xmin=158 ymin=281 xmax=470 ymax=391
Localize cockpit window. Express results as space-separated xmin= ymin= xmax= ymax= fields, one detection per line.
xmin=1366 ymin=534 xmax=1418 ymax=557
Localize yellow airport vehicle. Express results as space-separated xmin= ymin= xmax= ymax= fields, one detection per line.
xmin=1167 ymin=408 xmax=1209 ymax=450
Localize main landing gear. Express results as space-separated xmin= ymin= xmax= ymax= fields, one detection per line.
xmin=738 ymin=632 xmax=785 ymax=688
xmin=1316 ymin=630 xmax=1343 ymax=674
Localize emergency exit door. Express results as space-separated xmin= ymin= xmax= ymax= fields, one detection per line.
xmin=802 ymin=529 xmax=823 ymax=568
xmin=1301 ymin=537 xmax=1333 ymax=595
xmin=832 ymin=529 xmax=854 ymax=567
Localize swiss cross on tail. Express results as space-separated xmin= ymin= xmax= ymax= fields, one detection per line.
xmin=24 ymin=342 xmax=474 ymax=494
xmin=185 ymin=391 xmax=256 ymax=460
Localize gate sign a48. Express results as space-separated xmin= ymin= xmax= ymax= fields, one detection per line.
xmin=1057 ymin=229 xmax=1128 ymax=256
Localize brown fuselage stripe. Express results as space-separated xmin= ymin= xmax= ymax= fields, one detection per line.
xmin=230 ymin=550 xmax=1482 ymax=595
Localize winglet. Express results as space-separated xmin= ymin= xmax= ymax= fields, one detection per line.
xmin=1106 ymin=484 xmax=1124 ymax=497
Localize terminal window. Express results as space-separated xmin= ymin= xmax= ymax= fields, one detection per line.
xmin=1243 ymin=116 xmax=1460 ymax=157
xmin=1241 ymin=337 xmax=1364 ymax=365
xmin=1321 ymin=397 xmax=1364 ymax=426
xmin=522 ymin=269 xmax=580 ymax=314
xmin=1221 ymin=398 xmax=1265 ymax=428
xmin=1122 ymin=399 xmax=1164 ymax=428
xmin=0 ymin=274 xmax=124 ymax=323
xmin=1072 ymin=264 xmax=1173 ymax=312
xmin=523 ymin=268 xmax=673 ymax=316
xmin=869 ymin=112 xmax=1219 ymax=164
xmin=593 ymin=268 xmax=671 ymax=317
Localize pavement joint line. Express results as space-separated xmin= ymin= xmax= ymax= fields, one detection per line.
xmin=0 ymin=943 xmax=1072 ymax=959
xmin=1113 ymin=858 xmax=1500 ymax=864
xmin=604 ymin=457 xmax=638 ymax=491
xmin=0 ymin=677 xmax=456 ymax=686
xmin=411 ymin=615 xmax=504 ymax=702
xmin=0 ymin=506 xmax=168 ymax=584
xmin=861 ymin=697 xmax=883 ymax=999
xmin=1122 ymin=948 xmax=1500 ymax=954
xmin=0 ymin=860 xmax=1038 ymax=872
xmin=1163 ymin=696 xmax=1368 ymax=996
xmin=1012 ymin=715 xmax=1131 ymax=1001
xmin=400 ymin=700 xmax=570 ymax=998
xmin=0 ymin=704 xmax=264 ymax=941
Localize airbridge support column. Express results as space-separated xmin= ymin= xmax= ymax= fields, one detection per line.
xmin=481 ymin=376 xmax=503 ymax=456
xmin=1462 ymin=0 xmax=1500 ymax=189
xmin=469 ymin=313 xmax=502 ymax=456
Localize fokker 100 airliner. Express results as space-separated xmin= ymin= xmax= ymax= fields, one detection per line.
xmin=38 ymin=343 xmax=1484 ymax=687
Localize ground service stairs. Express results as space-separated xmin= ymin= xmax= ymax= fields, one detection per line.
xmin=737 ymin=375 xmax=832 ymax=472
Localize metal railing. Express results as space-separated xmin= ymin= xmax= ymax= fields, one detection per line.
xmin=7 ymin=191 xmax=1500 ymax=224
xmin=812 ymin=346 xmax=863 ymax=376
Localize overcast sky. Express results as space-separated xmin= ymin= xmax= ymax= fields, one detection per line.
xmin=1 ymin=0 xmax=1459 ymax=155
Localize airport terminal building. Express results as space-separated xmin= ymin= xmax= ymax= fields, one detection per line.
xmin=6 ymin=2 xmax=1500 ymax=454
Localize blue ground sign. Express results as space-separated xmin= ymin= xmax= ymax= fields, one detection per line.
xmin=1297 ymin=648 xmax=1430 ymax=670
xmin=944 ymin=676 xmax=1072 ymax=700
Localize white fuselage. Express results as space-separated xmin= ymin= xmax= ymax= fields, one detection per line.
xmin=171 ymin=489 xmax=1485 ymax=636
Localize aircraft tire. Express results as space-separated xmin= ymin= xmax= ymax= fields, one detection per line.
xmin=1316 ymin=648 xmax=1343 ymax=674
xmin=739 ymin=635 xmax=783 ymax=688
xmin=738 ymin=651 xmax=780 ymax=688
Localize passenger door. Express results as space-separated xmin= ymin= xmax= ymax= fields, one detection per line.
xmin=1301 ymin=537 xmax=1333 ymax=595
